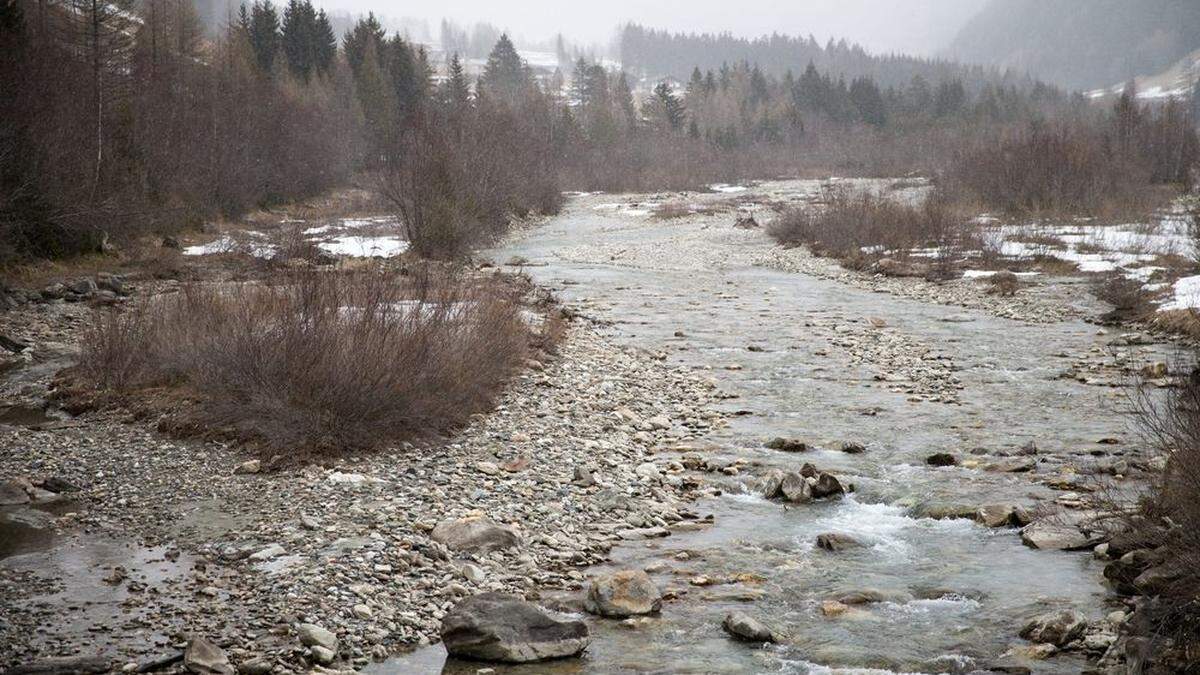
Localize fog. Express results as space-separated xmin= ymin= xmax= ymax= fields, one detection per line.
xmin=317 ymin=0 xmax=988 ymax=55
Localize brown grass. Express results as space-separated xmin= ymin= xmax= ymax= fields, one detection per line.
xmin=1092 ymin=272 xmax=1153 ymax=321
xmin=72 ymin=265 xmax=532 ymax=456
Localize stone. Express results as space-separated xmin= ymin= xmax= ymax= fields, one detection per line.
xmin=441 ymin=593 xmax=589 ymax=663
xmin=571 ymin=466 xmax=596 ymax=487
xmin=233 ymin=460 xmax=261 ymax=475
xmin=841 ymin=442 xmax=866 ymax=454
xmin=297 ymin=623 xmax=338 ymax=651
xmin=764 ymin=437 xmax=807 ymax=452
xmin=236 ymin=659 xmax=272 ymax=675
xmin=431 ymin=516 xmax=520 ymax=553
xmin=757 ymin=469 xmax=785 ymax=499
xmin=309 ymin=647 xmax=335 ymax=665
xmin=634 ymin=462 xmax=662 ymax=481
xmin=977 ymin=504 xmax=1019 ymax=528
xmin=926 ymin=453 xmax=958 ymax=467
xmin=0 ymin=479 xmax=30 ymax=505
xmin=913 ymin=502 xmax=977 ymax=521
xmin=352 ymin=604 xmax=373 ymax=619
xmin=810 ymin=472 xmax=844 ymax=499
xmin=721 ymin=612 xmax=777 ymax=642
xmin=6 ymin=657 xmax=113 ymax=675
xmin=1019 ymin=610 xmax=1087 ymax=647
xmin=1134 ymin=564 xmax=1182 ymax=596
xmin=583 ymin=570 xmax=662 ymax=617
xmin=779 ymin=472 xmax=811 ymax=503
xmin=183 ymin=637 xmax=234 ymax=675
xmin=1021 ymin=521 xmax=1094 ymax=551
xmin=248 ymin=544 xmax=284 ymax=561
xmin=816 ymin=533 xmax=863 ymax=552
xmin=460 ymin=563 xmax=487 ymax=583
xmin=987 ymin=457 xmax=1037 ymax=473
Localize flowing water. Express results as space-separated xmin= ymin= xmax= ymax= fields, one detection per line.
xmin=385 ymin=181 xmax=1155 ymax=673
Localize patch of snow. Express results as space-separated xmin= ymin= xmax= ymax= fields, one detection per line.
xmin=317 ymin=236 xmax=409 ymax=258
xmin=709 ymin=184 xmax=748 ymax=194
xmin=1160 ymin=275 xmax=1200 ymax=311
xmin=961 ymin=270 xmax=1040 ymax=279
xmin=183 ymin=235 xmax=275 ymax=258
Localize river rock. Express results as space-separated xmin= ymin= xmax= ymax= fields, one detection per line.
xmin=764 ymin=437 xmax=807 ymax=452
xmin=431 ymin=515 xmax=520 ymax=553
xmin=584 ymin=570 xmax=662 ymax=617
xmin=1021 ymin=521 xmax=1095 ymax=551
xmin=840 ymin=442 xmax=866 ymax=454
xmin=914 ymin=502 xmax=978 ymax=521
xmin=816 ymin=533 xmax=863 ymax=552
xmin=0 ymin=479 xmax=30 ymax=505
xmin=1019 ymin=609 xmax=1087 ymax=647
xmin=441 ymin=593 xmax=589 ymax=662
xmin=297 ymin=623 xmax=338 ymax=651
xmin=977 ymin=504 xmax=1019 ymax=528
xmin=810 ymin=472 xmax=844 ymax=499
xmin=184 ymin=636 xmax=234 ymax=675
xmin=721 ymin=612 xmax=777 ymax=642
xmin=925 ymin=453 xmax=958 ymax=467
xmin=757 ymin=469 xmax=785 ymax=499
xmin=779 ymin=472 xmax=811 ymax=503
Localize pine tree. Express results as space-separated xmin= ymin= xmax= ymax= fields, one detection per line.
xmin=649 ymin=81 xmax=685 ymax=131
xmin=248 ymin=0 xmax=280 ymax=73
xmin=313 ymin=10 xmax=335 ymax=75
xmin=480 ymin=34 xmax=530 ymax=105
xmin=440 ymin=53 xmax=470 ymax=111
xmin=281 ymin=0 xmax=316 ymax=80
xmin=343 ymin=12 xmax=384 ymax=76
xmin=613 ymin=71 xmax=636 ymax=129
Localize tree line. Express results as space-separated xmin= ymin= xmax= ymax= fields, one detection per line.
xmin=2 ymin=1 xmax=1194 ymax=267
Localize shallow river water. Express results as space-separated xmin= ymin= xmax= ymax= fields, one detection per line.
xmin=327 ymin=184 xmax=1149 ymax=673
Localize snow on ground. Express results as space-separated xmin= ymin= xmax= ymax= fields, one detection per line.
xmin=1161 ymin=275 xmax=1200 ymax=311
xmin=710 ymin=184 xmax=749 ymax=194
xmin=187 ymin=216 xmax=407 ymax=259
xmin=183 ymin=235 xmax=275 ymax=258
xmin=317 ymin=236 xmax=409 ymax=258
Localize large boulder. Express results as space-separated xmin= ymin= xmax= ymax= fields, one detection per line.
xmin=810 ymin=473 xmax=845 ymax=499
xmin=431 ymin=515 xmax=520 ymax=554
xmin=779 ymin=472 xmax=812 ymax=503
xmin=1019 ymin=609 xmax=1087 ymax=647
xmin=1021 ymin=521 xmax=1096 ymax=551
xmin=441 ymin=593 xmax=589 ymax=663
xmin=583 ymin=570 xmax=662 ymax=617
xmin=722 ymin=612 xmax=778 ymax=642
xmin=764 ymin=437 xmax=807 ymax=452
xmin=183 ymin=636 xmax=234 ymax=675
xmin=0 ymin=479 xmax=30 ymax=505
xmin=816 ymin=533 xmax=863 ymax=552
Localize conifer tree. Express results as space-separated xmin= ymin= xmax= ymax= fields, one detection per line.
xmin=248 ymin=0 xmax=280 ymax=73
xmin=480 ymin=34 xmax=529 ymax=105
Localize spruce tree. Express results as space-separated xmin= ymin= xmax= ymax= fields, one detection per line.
xmin=248 ymin=0 xmax=280 ymax=73
xmin=313 ymin=10 xmax=336 ymax=75
xmin=343 ymin=13 xmax=384 ymax=76
xmin=480 ymin=34 xmax=529 ymax=105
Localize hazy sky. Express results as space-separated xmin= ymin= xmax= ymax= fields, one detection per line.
xmin=320 ymin=0 xmax=989 ymax=55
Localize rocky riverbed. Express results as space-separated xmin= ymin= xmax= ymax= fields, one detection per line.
xmin=0 ymin=179 xmax=1185 ymax=674
xmin=0 ymin=284 xmax=727 ymax=671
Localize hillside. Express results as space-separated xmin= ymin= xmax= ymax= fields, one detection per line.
xmin=946 ymin=0 xmax=1200 ymax=91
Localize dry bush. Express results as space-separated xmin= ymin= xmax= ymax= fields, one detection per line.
xmin=1124 ymin=358 xmax=1200 ymax=664
xmin=1092 ymin=272 xmax=1152 ymax=319
xmin=944 ymin=122 xmax=1154 ymax=218
xmin=76 ymin=266 xmax=530 ymax=455
xmin=768 ymin=189 xmax=967 ymax=271
xmin=986 ymin=271 xmax=1020 ymax=296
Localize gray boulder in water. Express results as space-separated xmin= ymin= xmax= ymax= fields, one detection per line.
xmin=441 ymin=593 xmax=589 ymax=663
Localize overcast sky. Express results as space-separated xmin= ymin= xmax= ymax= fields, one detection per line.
xmin=319 ymin=0 xmax=989 ymax=55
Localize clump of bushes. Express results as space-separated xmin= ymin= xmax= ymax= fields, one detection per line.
xmin=1117 ymin=358 xmax=1200 ymax=667
xmin=768 ymin=189 xmax=968 ymax=275
xmin=986 ymin=271 xmax=1020 ymax=296
xmin=1092 ymin=272 xmax=1152 ymax=321
xmin=73 ymin=265 xmax=533 ymax=455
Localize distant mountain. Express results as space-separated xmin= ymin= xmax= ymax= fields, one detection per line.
xmin=946 ymin=0 xmax=1200 ymax=92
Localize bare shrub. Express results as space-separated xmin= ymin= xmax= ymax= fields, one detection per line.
xmin=1125 ymin=357 xmax=1200 ymax=664
xmin=986 ymin=271 xmax=1020 ymax=296
xmin=768 ymin=189 xmax=966 ymax=271
xmin=76 ymin=266 xmax=531 ymax=455
xmin=1092 ymin=272 xmax=1152 ymax=319
xmin=944 ymin=121 xmax=1153 ymax=218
